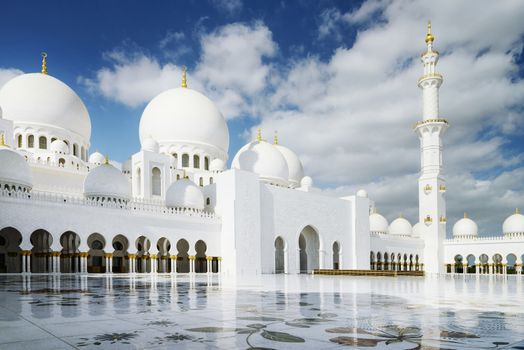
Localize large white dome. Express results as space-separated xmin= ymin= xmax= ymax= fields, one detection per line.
xmin=275 ymin=144 xmax=304 ymax=187
xmin=0 ymin=146 xmax=32 ymax=190
xmin=452 ymin=215 xmax=478 ymax=237
xmin=84 ymin=163 xmax=131 ymax=201
xmin=0 ymin=73 xmax=91 ymax=141
xmin=389 ymin=216 xmax=412 ymax=236
xmin=370 ymin=211 xmax=388 ymax=234
xmin=139 ymin=87 xmax=229 ymax=155
xmin=502 ymin=210 xmax=524 ymax=235
xmin=232 ymin=140 xmax=289 ymax=186
xmin=165 ymin=178 xmax=204 ymax=210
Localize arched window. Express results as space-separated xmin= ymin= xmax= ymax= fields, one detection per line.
xmin=172 ymin=153 xmax=178 ymax=168
xmin=27 ymin=135 xmax=34 ymax=148
xmin=209 ymin=177 xmax=213 ymax=184
xmin=17 ymin=135 xmax=22 ymax=148
xmin=206 ymin=197 xmax=210 ymax=205
xmin=193 ymin=154 xmax=200 ymax=169
xmin=39 ymin=136 xmax=47 ymax=149
xmin=59 ymin=158 xmax=65 ymax=167
xmin=199 ymin=177 xmax=203 ymax=186
xmin=136 ymin=168 xmax=142 ymax=196
xmin=81 ymin=146 xmax=85 ymax=161
xmin=73 ymin=144 xmax=78 ymax=156
xmin=51 ymin=137 xmax=57 ymax=143
xmin=182 ymin=154 xmax=189 ymax=167
xmin=204 ymin=157 xmax=209 ymax=170
xmin=152 ymin=167 xmax=161 ymax=196
xmin=176 ymin=174 xmax=180 ymax=180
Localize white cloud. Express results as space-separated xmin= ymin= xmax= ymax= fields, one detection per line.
xmin=210 ymin=0 xmax=243 ymax=16
xmin=0 ymin=68 xmax=23 ymax=88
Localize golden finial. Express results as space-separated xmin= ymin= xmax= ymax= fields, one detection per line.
xmin=273 ymin=130 xmax=278 ymax=145
xmin=256 ymin=128 xmax=262 ymax=142
xmin=464 ymin=212 xmax=468 ymax=219
xmin=425 ymin=20 xmax=434 ymax=44
xmin=399 ymin=212 xmax=403 ymax=218
xmin=181 ymin=65 xmax=187 ymax=88
xmin=105 ymin=153 xmax=109 ymax=165
xmin=0 ymin=133 xmax=5 ymax=147
xmin=516 ymin=208 xmax=520 ymax=214
xmin=41 ymin=52 xmax=48 ymax=75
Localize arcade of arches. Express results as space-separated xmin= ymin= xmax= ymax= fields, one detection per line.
xmin=370 ymin=251 xmax=423 ymax=272
xmin=0 ymin=227 xmax=221 ymax=274
xmin=446 ymin=254 xmax=524 ymax=275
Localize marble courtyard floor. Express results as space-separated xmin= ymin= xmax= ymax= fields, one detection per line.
xmin=0 ymin=274 xmax=523 ymax=349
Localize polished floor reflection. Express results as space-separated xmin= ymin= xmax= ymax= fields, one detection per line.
xmin=0 ymin=274 xmax=523 ymax=349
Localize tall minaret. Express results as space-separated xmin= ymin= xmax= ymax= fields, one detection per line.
xmin=415 ymin=22 xmax=449 ymax=274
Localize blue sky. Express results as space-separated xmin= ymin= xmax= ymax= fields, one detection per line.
xmin=1 ymin=0 xmax=524 ymax=235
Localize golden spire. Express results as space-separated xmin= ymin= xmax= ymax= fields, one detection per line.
xmin=256 ymin=128 xmax=262 ymax=142
xmin=464 ymin=212 xmax=468 ymax=219
xmin=399 ymin=212 xmax=403 ymax=218
xmin=0 ymin=133 xmax=5 ymax=147
xmin=273 ymin=130 xmax=278 ymax=145
xmin=41 ymin=52 xmax=48 ymax=75
xmin=181 ymin=65 xmax=187 ymax=88
xmin=516 ymin=208 xmax=520 ymax=214
xmin=105 ymin=153 xmax=109 ymax=165
xmin=425 ymin=20 xmax=434 ymax=44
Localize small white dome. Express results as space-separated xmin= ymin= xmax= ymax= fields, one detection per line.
xmin=210 ymin=158 xmax=226 ymax=172
xmin=0 ymin=73 xmax=91 ymax=141
xmin=50 ymin=139 xmax=69 ymax=154
xmin=139 ymin=87 xmax=229 ymax=155
xmin=389 ymin=216 xmax=413 ymax=236
xmin=453 ymin=215 xmax=478 ymax=237
xmin=275 ymin=144 xmax=304 ymax=187
xmin=84 ymin=163 xmax=131 ymax=201
xmin=165 ymin=178 xmax=204 ymax=210
xmin=89 ymin=151 xmax=105 ymax=165
xmin=122 ymin=158 xmax=132 ymax=173
xmin=502 ymin=210 xmax=524 ymax=235
xmin=232 ymin=140 xmax=289 ymax=186
xmin=356 ymin=189 xmax=368 ymax=198
xmin=370 ymin=211 xmax=388 ymax=234
xmin=141 ymin=136 xmax=159 ymax=153
xmin=301 ymin=176 xmax=313 ymax=188
xmin=0 ymin=146 xmax=32 ymax=190
xmin=412 ymin=222 xmax=422 ymax=238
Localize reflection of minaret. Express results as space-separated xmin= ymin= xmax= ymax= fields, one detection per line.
xmin=414 ymin=22 xmax=449 ymax=274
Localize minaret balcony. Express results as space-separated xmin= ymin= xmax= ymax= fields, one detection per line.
xmin=413 ymin=118 xmax=449 ymax=129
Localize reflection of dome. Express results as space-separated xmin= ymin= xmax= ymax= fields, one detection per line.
xmin=89 ymin=151 xmax=105 ymax=165
xmin=141 ymin=136 xmax=159 ymax=153
xmin=453 ymin=214 xmax=478 ymax=237
xmin=0 ymin=145 xmax=32 ymax=190
xmin=412 ymin=222 xmax=422 ymax=237
xmin=503 ymin=209 xmax=524 ymax=235
xmin=50 ymin=139 xmax=69 ymax=154
xmin=389 ymin=216 xmax=412 ymax=236
xmin=139 ymin=87 xmax=229 ymax=155
xmin=210 ymin=158 xmax=226 ymax=172
xmin=165 ymin=178 xmax=204 ymax=210
xmin=232 ymin=140 xmax=289 ymax=186
xmin=370 ymin=211 xmax=388 ymax=234
xmin=275 ymin=144 xmax=304 ymax=187
xmin=84 ymin=163 xmax=131 ymax=201
xmin=0 ymin=73 xmax=91 ymax=141
xmin=356 ymin=189 xmax=368 ymax=198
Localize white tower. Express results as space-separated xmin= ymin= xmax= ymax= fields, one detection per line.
xmin=415 ymin=22 xmax=449 ymax=274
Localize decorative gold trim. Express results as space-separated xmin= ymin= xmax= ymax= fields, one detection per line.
xmin=41 ymin=52 xmax=48 ymax=74
xmin=425 ymin=20 xmax=434 ymax=44
xmin=414 ymin=118 xmax=449 ymax=129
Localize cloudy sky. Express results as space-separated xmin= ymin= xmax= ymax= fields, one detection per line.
xmin=1 ymin=0 xmax=523 ymax=235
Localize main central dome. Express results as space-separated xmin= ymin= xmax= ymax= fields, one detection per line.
xmin=139 ymin=87 xmax=229 ymax=155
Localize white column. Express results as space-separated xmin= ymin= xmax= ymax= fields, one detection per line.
xmin=151 ymin=257 xmax=157 ymax=273
xmin=190 ymin=257 xmax=195 ymax=273
xmin=218 ymin=258 xmax=222 ymax=273
xmin=27 ymin=255 xmax=31 ymax=273
xmin=22 ymin=253 xmax=26 ymax=273
xmin=463 ymin=264 xmax=467 ymax=275
xmin=171 ymin=257 xmax=177 ymax=274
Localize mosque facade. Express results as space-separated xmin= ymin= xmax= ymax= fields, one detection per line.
xmin=0 ymin=24 xmax=523 ymax=276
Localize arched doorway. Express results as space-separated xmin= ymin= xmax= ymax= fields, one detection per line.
xmin=157 ymin=237 xmax=171 ymax=273
xmin=506 ymin=254 xmax=517 ymax=274
xmin=112 ymin=235 xmax=129 ymax=273
xmin=298 ymin=226 xmax=319 ymax=274
xmin=30 ymin=229 xmax=53 ymax=273
xmin=195 ymin=240 xmax=207 ymax=273
xmin=454 ymin=255 xmax=463 ymax=273
xmin=60 ymin=231 xmax=81 ymax=273
xmin=376 ymin=252 xmax=382 ymax=271
xmin=370 ymin=251 xmax=375 ymax=270
xmin=466 ymin=254 xmax=476 ymax=274
xmin=275 ymin=237 xmax=285 ymax=273
xmin=493 ymin=254 xmax=503 ymax=274
xmin=479 ymin=253 xmax=489 ymax=274
xmin=87 ymin=233 xmax=106 ymax=273
xmin=0 ymin=227 xmax=22 ymax=273
xmin=136 ymin=236 xmax=151 ymax=273
xmin=332 ymin=242 xmax=340 ymax=270
xmin=176 ymin=239 xmax=190 ymax=273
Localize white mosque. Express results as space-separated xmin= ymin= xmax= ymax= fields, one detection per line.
xmin=0 ymin=24 xmax=523 ymax=276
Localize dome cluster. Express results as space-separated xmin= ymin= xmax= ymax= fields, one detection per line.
xmin=369 ymin=210 xmax=415 ymax=237
xmin=232 ymin=131 xmax=305 ymax=188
